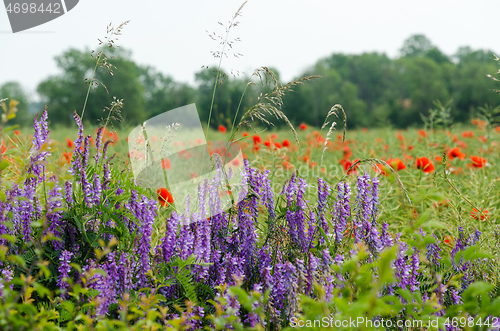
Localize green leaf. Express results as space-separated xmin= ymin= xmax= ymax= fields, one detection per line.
xmin=0 ymin=159 xmax=8 ymax=171
xmin=33 ymin=282 xmax=51 ymax=298
xmin=1 ymin=234 xmax=16 ymax=244
xmin=4 ymin=124 xmax=20 ymax=132
xmin=463 ymin=246 xmax=491 ymax=261
xmin=397 ymin=289 xmax=413 ymax=303
xmin=422 ymin=220 xmax=447 ymax=230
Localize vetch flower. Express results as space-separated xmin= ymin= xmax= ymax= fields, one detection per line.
xmin=57 ymin=250 xmax=73 ymax=297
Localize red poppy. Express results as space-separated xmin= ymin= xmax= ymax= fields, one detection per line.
xmin=157 ymin=187 xmax=174 ymax=206
xmin=416 ymin=157 xmax=435 ymax=173
xmin=282 ymin=161 xmax=294 ymax=170
xmin=479 ymin=135 xmax=487 ymax=143
xmin=444 ymin=236 xmax=453 ymax=246
xmin=14 ymin=130 xmax=20 ymax=135
xmin=470 ymin=156 xmax=486 ymax=168
xmin=408 ymin=145 xmax=414 ymax=151
xmin=471 ymin=208 xmax=488 ymax=220
xmin=418 ymin=130 xmax=426 ymax=138
xmin=456 ymin=140 xmax=467 ymax=149
xmin=63 ymin=152 xmax=72 ymax=164
xmin=496 ymin=126 xmax=500 ymax=133
xmin=343 ymin=146 xmax=352 ymax=159
xmin=101 ymin=128 xmax=119 ymax=144
xmin=299 ymin=123 xmax=308 ymax=131
xmin=341 ymin=159 xmax=359 ymax=175
xmin=218 ymin=125 xmax=227 ymax=133
xmin=282 ymin=139 xmax=291 ymax=148
xmin=242 ymin=131 xmax=249 ymax=137
xmin=161 ymin=158 xmax=171 ymax=170
xmin=0 ymin=144 xmax=6 ymax=154
xmin=447 ymin=147 xmax=465 ymax=160
xmin=271 ymin=133 xmax=278 ymax=140
xmin=387 ymin=158 xmax=406 ymax=171
xmin=66 ymin=138 xmax=74 ymax=148
xmin=274 ymin=142 xmax=282 ymax=149
xmin=253 ymin=135 xmax=261 ymax=144
xmin=374 ymin=163 xmax=388 ymax=176
xmin=462 ymin=131 xmax=474 ymax=138
xmin=471 ymin=118 xmax=486 ymax=130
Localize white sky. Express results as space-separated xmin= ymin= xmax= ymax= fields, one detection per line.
xmin=1 ymin=0 xmax=499 ymax=101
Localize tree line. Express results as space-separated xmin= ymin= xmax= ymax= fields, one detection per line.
xmin=1 ymin=34 xmax=498 ymax=129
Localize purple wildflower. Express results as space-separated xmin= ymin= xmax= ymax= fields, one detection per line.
xmin=394 ymin=236 xmax=411 ymax=290
xmin=380 ymin=222 xmax=393 ymax=248
xmin=69 ymin=111 xmax=84 ymax=176
xmin=261 ymin=169 xmax=276 ymax=220
xmin=334 ymin=182 xmax=351 ymax=244
xmin=81 ymin=136 xmax=93 ymax=207
xmin=371 ymin=176 xmax=380 ymax=224
xmin=94 ymin=127 xmax=104 ymax=163
xmin=160 ymin=211 xmax=180 ymax=263
xmin=46 ymin=176 xmax=65 ymax=250
xmin=317 ymin=178 xmax=330 ymax=244
xmin=409 ymin=248 xmax=420 ymax=293
xmin=57 ymin=250 xmax=73 ymax=297
xmin=64 ymin=181 xmax=74 ymax=206
xmin=426 ymin=233 xmax=442 ymax=266
xmin=136 ymin=195 xmax=157 ymax=288
xmin=0 ymin=267 xmax=13 ymax=298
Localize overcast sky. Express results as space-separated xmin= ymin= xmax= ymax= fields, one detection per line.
xmin=1 ymin=0 xmax=499 ymax=101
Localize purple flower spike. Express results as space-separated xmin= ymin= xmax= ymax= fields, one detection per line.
xmin=57 ymin=250 xmax=73 ymax=297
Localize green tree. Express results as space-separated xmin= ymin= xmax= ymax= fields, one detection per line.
xmin=399 ymin=34 xmax=433 ymax=58
xmin=37 ymin=48 xmax=145 ymax=125
xmin=455 ymin=46 xmax=496 ymax=64
xmin=195 ymin=67 xmax=257 ymax=129
xmin=139 ymin=66 xmax=196 ymax=118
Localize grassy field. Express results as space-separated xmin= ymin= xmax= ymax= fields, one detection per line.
xmin=1 ymin=113 xmax=500 ymax=330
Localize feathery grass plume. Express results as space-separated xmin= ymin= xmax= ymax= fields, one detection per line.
xmin=319 ymin=104 xmax=347 ymax=166
xmin=204 ymin=1 xmax=247 ymax=138
xmin=487 ymin=54 xmax=500 ymax=94
xmin=99 ymin=96 xmax=124 ymax=130
xmin=81 ymin=21 xmax=130 ymax=121
xmin=233 ymin=67 xmax=319 ymax=144
xmin=437 ymin=152 xmax=490 ymax=225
